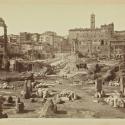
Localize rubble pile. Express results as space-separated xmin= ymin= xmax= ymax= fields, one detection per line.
xmin=33 ymin=81 xmax=55 ymax=89
xmin=109 ymin=81 xmax=120 ymax=86
xmin=35 ymin=82 xmax=48 ymax=88
xmin=36 ymin=88 xmax=49 ymax=98
xmin=56 ymin=89 xmax=79 ymax=103
xmin=59 ymin=63 xmax=70 ymax=77
xmin=34 ymin=72 xmax=46 ymax=78
xmin=39 ymin=99 xmax=57 ymax=117
xmin=0 ymin=82 xmax=14 ymax=89
xmin=104 ymin=93 xmax=125 ymax=108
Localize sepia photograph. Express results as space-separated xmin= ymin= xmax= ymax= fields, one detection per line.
xmin=0 ymin=0 xmax=125 ymax=123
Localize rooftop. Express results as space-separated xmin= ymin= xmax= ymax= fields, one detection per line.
xmin=69 ymin=27 xmax=101 ymax=31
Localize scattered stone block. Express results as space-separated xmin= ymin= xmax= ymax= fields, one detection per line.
xmin=16 ymin=102 xmax=24 ymax=113
xmin=39 ymin=99 xmax=57 ymax=117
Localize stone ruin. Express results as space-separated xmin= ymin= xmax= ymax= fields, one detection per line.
xmin=39 ymin=99 xmax=57 ymax=117
xmin=0 ymin=96 xmax=8 ymax=118
xmin=15 ymin=97 xmax=24 ymax=113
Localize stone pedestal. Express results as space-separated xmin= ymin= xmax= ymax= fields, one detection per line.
xmin=16 ymin=102 xmax=24 ymax=113
xmin=0 ymin=103 xmax=8 ymax=118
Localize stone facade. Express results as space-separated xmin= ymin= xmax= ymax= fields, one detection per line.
xmin=39 ymin=31 xmax=56 ymax=45
xmin=20 ymin=42 xmax=33 ymax=53
xmin=31 ymin=33 xmax=39 ymax=42
xmin=109 ymin=40 xmax=125 ymax=59
xmin=20 ymin=32 xmax=31 ymax=43
xmin=68 ymin=14 xmax=114 ymax=57
xmin=38 ymin=31 xmax=69 ymax=52
xmin=113 ymin=31 xmax=125 ymax=40
xmin=8 ymin=42 xmax=21 ymax=56
xmin=8 ymin=34 xmax=20 ymax=43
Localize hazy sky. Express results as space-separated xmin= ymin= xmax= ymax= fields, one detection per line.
xmin=0 ymin=0 xmax=125 ymax=36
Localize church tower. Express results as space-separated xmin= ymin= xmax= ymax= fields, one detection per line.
xmin=90 ymin=13 xmax=95 ymax=29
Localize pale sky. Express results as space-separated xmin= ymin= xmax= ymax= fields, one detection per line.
xmin=0 ymin=0 xmax=125 ymax=36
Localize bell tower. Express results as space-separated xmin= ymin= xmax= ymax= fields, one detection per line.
xmin=90 ymin=13 xmax=95 ymax=29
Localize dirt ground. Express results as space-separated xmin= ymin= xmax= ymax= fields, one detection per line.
xmin=1 ymin=74 xmax=125 ymax=118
